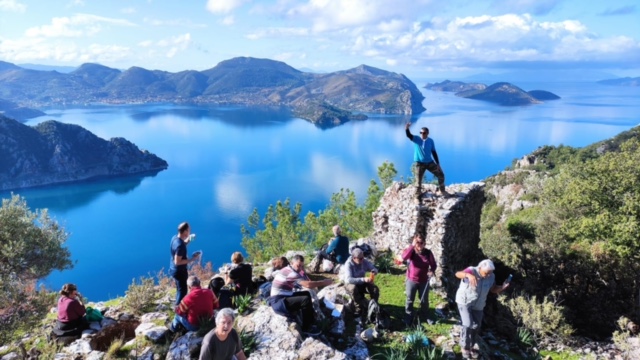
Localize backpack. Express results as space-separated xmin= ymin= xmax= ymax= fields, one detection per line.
xmin=258 ymin=281 xmax=272 ymax=300
xmin=208 ymin=276 xmax=226 ymax=298
xmin=218 ymin=287 xmax=235 ymax=309
xmin=367 ymin=299 xmax=391 ymax=330
xmin=351 ymin=243 xmax=374 ymax=259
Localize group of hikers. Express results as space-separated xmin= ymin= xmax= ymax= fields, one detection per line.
xmin=52 ymin=123 xmax=509 ymax=360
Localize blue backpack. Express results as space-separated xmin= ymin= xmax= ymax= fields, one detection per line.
xmin=258 ymin=281 xmax=272 ymax=300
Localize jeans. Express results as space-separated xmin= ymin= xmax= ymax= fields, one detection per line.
xmin=405 ymin=280 xmax=429 ymax=323
xmin=415 ymin=162 xmax=445 ymax=195
xmin=173 ymin=268 xmax=188 ymax=306
xmin=457 ymin=303 xmax=484 ymax=350
xmin=282 ymin=291 xmax=315 ymax=331
xmin=171 ymin=314 xmax=198 ymax=332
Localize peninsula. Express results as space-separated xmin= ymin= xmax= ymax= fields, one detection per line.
xmin=0 ymin=115 xmax=168 ymax=191
xmin=0 ymin=58 xmax=425 ymax=127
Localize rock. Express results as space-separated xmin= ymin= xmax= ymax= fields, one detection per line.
xmin=140 ymin=312 xmax=170 ymax=324
xmin=296 ymin=337 xmax=346 ymax=360
xmin=236 ymin=305 xmax=302 ymax=359
xmin=0 ymin=353 xmax=20 ymax=360
xmin=135 ymin=322 xmax=169 ymax=343
xmin=63 ymin=338 xmax=93 ymax=356
xmin=166 ymin=332 xmax=203 ymax=360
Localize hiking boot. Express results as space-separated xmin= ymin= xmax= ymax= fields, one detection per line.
xmin=439 ymin=189 xmax=454 ymax=198
xmin=302 ymin=325 xmax=322 ymax=336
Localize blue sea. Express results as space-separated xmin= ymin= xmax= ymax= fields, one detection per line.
xmin=4 ymin=81 xmax=639 ymax=301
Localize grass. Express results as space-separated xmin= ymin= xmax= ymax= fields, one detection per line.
xmin=538 ymin=350 xmax=582 ymax=360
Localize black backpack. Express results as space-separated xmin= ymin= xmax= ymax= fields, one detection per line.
xmin=208 ymin=277 xmax=226 ymax=298
xmin=367 ymin=299 xmax=391 ymax=330
xmin=209 ymin=277 xmax=235 ymax=309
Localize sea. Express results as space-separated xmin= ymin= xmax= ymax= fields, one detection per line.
xmin=3 ymin=81 xmax=639 ymax=301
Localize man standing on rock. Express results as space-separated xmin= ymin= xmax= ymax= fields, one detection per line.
xmin=405 ymin=123 xmax=450 ymax=198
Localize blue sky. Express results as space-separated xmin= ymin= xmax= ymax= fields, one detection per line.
xmin=0 ymin=0 xmax=638 ymax=78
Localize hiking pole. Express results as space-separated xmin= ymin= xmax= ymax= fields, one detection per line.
xmin=418 ymin=275 xmax=430 ymax=325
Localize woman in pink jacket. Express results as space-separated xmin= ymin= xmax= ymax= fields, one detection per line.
xmin=401 ymin=233 xmax=437 ymax=326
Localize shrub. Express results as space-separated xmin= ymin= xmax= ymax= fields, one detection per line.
xmin=500 ymin=292 xmax=573 ymax=342
xmin=122 ymin=276 xmax=158 ymax=314
xmin=239 ymin=328 xmax=259 ymax=357
xmin=374 ymin=251 xmax=394 ymax=274
xmin=235 ymin=294 xmax=253 ymax=314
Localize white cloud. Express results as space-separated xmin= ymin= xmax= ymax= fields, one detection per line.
xmin=206 ymin=0 xmax=250 ymax=14
xmin=342 ymin=13 xmax=640 ymax=68
xmin=245 ymin=27 xmax=309 ymax=40
xmin=121 ymin=7 xmax=136 ymax=14
xmin=24 ymin=14 xmax=136 ymax=38
xmin=0 ymin=0 xmax=26 ymax=12
xmin=0 ymin=37 xmax=131 ymax=63
xmin=221 ymin=15 xmax=235 ymax=25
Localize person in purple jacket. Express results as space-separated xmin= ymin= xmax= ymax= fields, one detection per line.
xmin=401 ymin=233 xmax=437 ymax=326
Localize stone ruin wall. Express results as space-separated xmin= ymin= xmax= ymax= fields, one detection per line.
xmin=369 ymin=181 xmax=486 ymax=300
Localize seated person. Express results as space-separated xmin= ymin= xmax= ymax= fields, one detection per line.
xmin=343 ymin=248 xmax=379 ymax=317
xmin=268 ymin=254 xmax=333 ymax=336
xmin=170 ymin=276 xmax=219 ymax=332
xmin=265 ymin=256 xmax=289 ymax=281
xmin=225 ymin=252 xmax=254 ymax=296
xmin=198 ymin=308 xmax=247 ymax=360
xmin=312 ymin=225 xmax=350 ymax=273
xmin=53 ymin=283 xmax=89 ymax=338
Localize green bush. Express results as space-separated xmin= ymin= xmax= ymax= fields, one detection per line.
xmin=500 ymin=292 xmax=573 ymax=342
xmin=239 ymin=328 xmax=259 ymax=357
xmin=122 ymin=276 xmax=158 ymax=314
xmin=374 ymin=252 xmax=394 ymax=274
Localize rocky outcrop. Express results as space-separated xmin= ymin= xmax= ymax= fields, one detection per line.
xmin=424 ymin=80 xmax=560 ymax=106
xmin=0 ymin=98 xmax=45 ymax=121
xmin=370 ymin=182 xmax=486 ymax=298
xmin=424 ymin=80 xmax=486 ymax=92
xmin=597 ymin=77 xmax=640 ymax=87
xmin=0 ymin=116 xmax=168 ymax=191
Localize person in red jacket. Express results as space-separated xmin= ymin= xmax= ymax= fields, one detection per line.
xmin=170 ymin=276 xmax=219 ymax=332
xmin=401 ymin=233 xmax=437 ymax=326
xmin=53 ymin=283 xmax=89 ymax=337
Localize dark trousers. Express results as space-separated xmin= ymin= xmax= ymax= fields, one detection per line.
xmin=415 ymin=161 xmax=445 ymax=195
xmin=283 ymin=291 xmax=315 ymax=331
xmin=405 ymin=280 xmax=429 ymax=322
xmin=173 ymin=268 xmax=188 ymax=306
xmin=313 ymin=244 xmax=337 ymax=272
xmin=346 ymin=283 xmax=380 ymax=313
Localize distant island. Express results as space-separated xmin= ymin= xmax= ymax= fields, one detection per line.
xmin=0 ymin=98 xmax=45 ymax=121
xmin=0 ymin=57 xmax=426 ymax=127
xmin=597 ymin=77 xmax=640 ymax=86
xmin=425 ymin=80 xmax=560 ymax=106
xmin=0 ymin=115 xmax=168 ymax=191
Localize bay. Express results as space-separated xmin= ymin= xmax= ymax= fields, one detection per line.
xmin=3 ymin=81 xmax=639 ymax=301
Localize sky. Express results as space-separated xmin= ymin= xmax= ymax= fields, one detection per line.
xmin=0 ymin=0 xmax=639 ymax=79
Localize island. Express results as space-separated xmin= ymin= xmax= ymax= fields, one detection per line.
xmin=0 ymin=115 xmax=168 ymax=191
xmin=0 ymin=98 xmax=45 ymax=121
xmin=597 ymin=77 xmax=640 ymax=86
xmin=0 ymin=58 xmax=426 ymax=127
xmin=425 ymin=80 xmax=560 ymax=106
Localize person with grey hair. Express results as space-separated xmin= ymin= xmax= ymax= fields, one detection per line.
xmin=455 ymin=259 xmax=510 ymax=359
xmin=170 ymin=275 xmax=218 ymax=333
xmin=312 ymin=225 xmax=350 ymax=273
xmin=343 ymin=247 xmax=379 ymax=318
xmin=199 ymin=308 xmax=247 ymax=360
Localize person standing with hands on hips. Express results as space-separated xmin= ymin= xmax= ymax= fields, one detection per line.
xmin=405 ymin=122 xmax=450 ymax=198
xmin=401 ymin=233 xmax=437 ymax=326
xmin=169 ymin=222 xmax=201 ymax=306
xmin=455 ymin=259 xmax=510 ymax=359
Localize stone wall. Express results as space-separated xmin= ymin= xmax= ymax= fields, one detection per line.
xmin=369 ymin=182 xmax=486 ymax=299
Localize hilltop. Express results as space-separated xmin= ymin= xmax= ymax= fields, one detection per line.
xmin=0 ymin=115 xmax=168 ymax=191
xmin=425 ymin=80 xmax=560 ymax=106
xmin=0 ymin=58 xmax=425 ymax=128
xmin=597 ymin=76 xmax=640 ymax=86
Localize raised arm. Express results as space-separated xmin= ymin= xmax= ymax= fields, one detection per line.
xmin=405 ymin=122 xmax=413 ymax=140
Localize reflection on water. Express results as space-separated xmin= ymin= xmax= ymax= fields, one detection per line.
xmin=13 ymin=82 xmax=640 ymax=300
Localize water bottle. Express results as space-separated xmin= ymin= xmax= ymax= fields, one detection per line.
xmin=189 ymin=234 xmax=196 ymax=242
xmin=505 ymin=274 xmax=513 ymax=284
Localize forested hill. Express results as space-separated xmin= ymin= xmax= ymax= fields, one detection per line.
xmin=480 ymin=125 xmax=640 ymax=337
xmin=0 ymin=115 xmax=168 ymax=191
xmin=0 ymin=57 xmax=425 ymax=127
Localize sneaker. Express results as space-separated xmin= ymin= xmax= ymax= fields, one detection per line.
xmin=302 ymin=325 xmax=322 ymax=336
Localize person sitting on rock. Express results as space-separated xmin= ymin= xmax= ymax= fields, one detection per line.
xmin=268 ymin=254 xmax=333 ymax=336
xmin=343 ymin=248 xmax=379 ymax=318
xmin=53 ymin=283 xmax=90 ymax=338
xmin=225 ymin=252 xmax=254 ymax=296
xmin=170 ymin=276 xmax=218 ymax=333
xmin=266 ymin=256 xmax=289 ymax=280
xmin=312 ymin=225 xmax=350 ymax=273
xmin=198 ymin=308 xmax=247 ymax=360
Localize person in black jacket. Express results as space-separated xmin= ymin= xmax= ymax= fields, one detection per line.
xmin=226 ymin=252 xmax=254 ymax=296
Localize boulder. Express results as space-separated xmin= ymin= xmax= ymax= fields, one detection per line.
xmin=166 ymin=332 xmax=203 ymax=360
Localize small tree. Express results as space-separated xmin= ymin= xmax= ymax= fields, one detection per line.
xmin=0 ymin=194 xmax=73 ymax=343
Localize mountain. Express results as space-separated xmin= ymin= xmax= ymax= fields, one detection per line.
xmin=0 ymin=57 xmax=425 ymax=127
xmin=17 ymin=63 xmax=78 ymax=73
xmin=0 ymin=115 xmax=168 ymax=191
xmin=0 ymin=98 xmax=45 ymax=121
xmin=426 ymin=80 xmax=560 ymax=106
xmin=424 ymin=80 xmax=486 ymax=92
xmin=597 ymin=77 xmax=640 ymax=86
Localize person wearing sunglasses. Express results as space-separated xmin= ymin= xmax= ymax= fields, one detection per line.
xmin=401 ymin=233 xmax=437 ymax=326
xmin=405 ymin=122 xmax=450 ymax=198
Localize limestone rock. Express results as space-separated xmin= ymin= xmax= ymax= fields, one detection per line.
xmin=166 ymin=332 xmax=203 ymax=360
xmin=134 ymin=322 xmax=169 ymax=343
